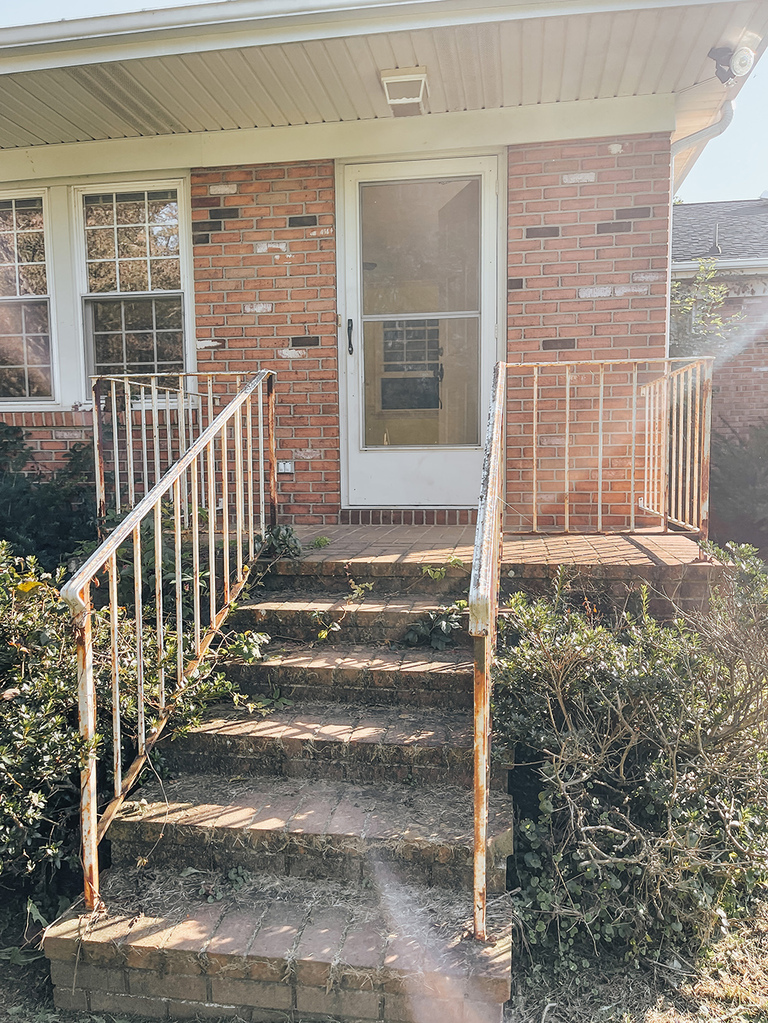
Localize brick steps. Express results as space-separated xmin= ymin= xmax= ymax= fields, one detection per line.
xmin=230 ymin=594 xmax=469 ymax=645
xmin=44 ymin=869 xmax=511 ymax=1021
xmin=109 ymin=775 xmax=512 ymax=892
xmin=261 ymin=555 xmax=470 ymax=596
xmin=159 ymin=702 xmax=479 ymax=787
xmin=227 ymin=641 xmax=474 ymax=709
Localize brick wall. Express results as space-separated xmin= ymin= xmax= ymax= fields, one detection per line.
xmin=1 ymin=410 xmax=93 ymax=476
xmin=191 ymin=161 xmax=340 ymax=525
xmin=505 ymin=133 xmax=672 ymax=531
xmin=711 ymin=292 xmax=768 ymax=436
xmin=4 ymin=136 xmax=677 ymax=529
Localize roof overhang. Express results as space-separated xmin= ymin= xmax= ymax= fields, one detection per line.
xmin=0 ymin=0 xmax=765 ymax=189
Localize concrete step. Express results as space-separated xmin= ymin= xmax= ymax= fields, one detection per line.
xmin=45 ymin=869 xmax=512 ymax=1021
xmin=227 ymin=641 xmax=474 ymax=710
xmin=230 ymin=593 xmax=470 ymax=646
xmin=259 ymin=553 xmax=471 ymax=596
xmin=109 ymin=775 xmax=512 ymax=892
xmin=160 ymin=702 xmax=482 ymax=788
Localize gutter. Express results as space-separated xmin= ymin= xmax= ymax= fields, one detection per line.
xmin=671 ymin=100 xmax=734 ymax=158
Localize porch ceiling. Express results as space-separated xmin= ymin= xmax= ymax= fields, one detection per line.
xmin=0 ymin=1 xmax=766 ymax=183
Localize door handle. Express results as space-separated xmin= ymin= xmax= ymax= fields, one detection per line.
xmin=347 ymin=318 xmax=354 ymax=355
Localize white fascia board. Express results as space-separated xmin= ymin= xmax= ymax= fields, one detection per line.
xmin=0 ymin=94 xmax=675 ymax=185
xmin=672 ymin=259 xmax=768 ymax=277
xmin=0 ymin=0 xmax=751 ymax=74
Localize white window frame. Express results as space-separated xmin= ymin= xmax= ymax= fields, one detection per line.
xmin=72 ymin=176 xmax=196 ymax=402
xmin=0 ymin=187 xmax=60 ymax=408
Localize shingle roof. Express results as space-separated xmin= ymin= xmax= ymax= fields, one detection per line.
xmin=672 ymin=198 xmax=768 ymax=262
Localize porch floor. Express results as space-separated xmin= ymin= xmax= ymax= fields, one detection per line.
xmin=293 ymin=525 xmax=705 ymax=570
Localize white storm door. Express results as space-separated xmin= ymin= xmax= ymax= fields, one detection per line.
xmin=341 ymin=157 xmax=498 ymax=508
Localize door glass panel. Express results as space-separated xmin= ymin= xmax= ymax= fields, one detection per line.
xmin=361 ymin=178 xmax=480 ymax=316
xmin=363 ymin=317 xmax=479 ymax=447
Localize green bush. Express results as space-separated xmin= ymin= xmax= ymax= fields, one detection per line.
xmin=493 ymin=557 xmax=768 ymax=971
xmin=0 ymin=424 xmax=95 ymax=571
xmin=0 ymin=543 xmax=258 ymax=902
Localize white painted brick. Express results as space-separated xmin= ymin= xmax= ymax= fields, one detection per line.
xmin=209 ymin=183 xmax=238 ymax=195
xmin=53 ymin=429 xmax=85 ymax=440
xmin=196 ymin=339 xmax=223 ymax=349
xmin=308 ymin=227 xmax=334 ymax=237
xmin=278 ymin=348 xmax=306 ymax=359
xmin=273 ymin=253 xmax=301 ymax=263
xmin=632 ymin=272 xmax=665 ymax=283
xmin=578 ymin=286 xmax=613 ymax=299
xmin=255 ymin=241 xmax=287 ymax=253
xmin=562 ymin=172 xmax=596 ymax=184
xmin=294 ymin=448 xmax=318 ymax=459
xmin=244 ymin=302 xmax=274 ymax=313
xmin=614 ymin=284 xmax=649 ymax=297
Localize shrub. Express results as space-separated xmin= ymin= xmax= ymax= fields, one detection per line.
xmin=0 ymin=543 xmax=260 ymax=902
xmin=0 ymin=424 xmax=95 ymax=571
xmin=493 ymin=560 xmax=768 ymax=971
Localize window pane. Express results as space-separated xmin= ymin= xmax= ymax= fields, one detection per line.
xmin=0 ymin=203 xmax=13 ymax=231
xmin=83 ymin=188 xmax=179 ymax=296
xmin=0 ymin=234 xmax=15 ymax=264
xmin=88 ymin=296 xmax=184 ymax=376
xmin=0 ymin=299 xmax=52 ymax=398
xmin=17 ymin=232 xmax=45 ymax=263
xmin=18 ymin=264 xmax=47 ymax=296
xmin=15 ymin=198 xmax=43 ymax=232
xmin=0 ymin=266 xmax=16 ymax=296
xmin=0 ymin=197 xmax=49 ymax=299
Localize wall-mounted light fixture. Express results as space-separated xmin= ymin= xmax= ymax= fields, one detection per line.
xmin=380 ymin=67 xmax=429 ymax=116
xmin=709 ymin=45 xmax=756 ymax=84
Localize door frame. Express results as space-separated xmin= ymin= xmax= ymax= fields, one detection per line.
xmin=336 ymin=150 xmax=507 ymax=509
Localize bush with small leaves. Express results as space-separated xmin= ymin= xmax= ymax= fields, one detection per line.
xmin=493 ymin=559 xmax=768 ymax=973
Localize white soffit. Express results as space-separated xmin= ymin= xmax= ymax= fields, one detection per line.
xmin=0 ymin=3 xmax=765 ymax=153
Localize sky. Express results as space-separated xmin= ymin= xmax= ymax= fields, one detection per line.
xmin=677 ymin=61 xmax=768 ymax=204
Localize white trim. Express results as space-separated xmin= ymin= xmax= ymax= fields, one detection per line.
xmin=0 ymin=0 xmax=747 ymax=73
xmin=0 ymin=96 xmax=677 ymax=186
xmin=0 ymin=187 xmax=60 ymax=410
xmin=338 ymin=153 xmax=500 ymax=508
xmin=672 ymin=258 xmax=768 ymax=274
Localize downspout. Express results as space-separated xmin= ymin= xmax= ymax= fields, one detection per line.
xmin=671 ymin=100 xmax=734 ymax=157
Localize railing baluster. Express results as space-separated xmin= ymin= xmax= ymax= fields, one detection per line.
xmin=597 ymin=363 xmax=605 ymax=533
xmin=258 ymin=380 xmax=266 ymax=539
xmin=692 ymin=363 xmax=702 ymax=531
xmin=532 ymin=366 xmax=538 ymax=533
xmin=207 ymin=427 xmax=217 ymax=632
xmin=178 ymin=375 xmax=188 ymax=528
xmin=630 ymin=363 xmax=638 ymax=532
xmin=174 ymin=477 xmax=184 ymax=691
xmin=125 ymin=381 xmax=136 ymax=510
xmin=165 ymin=387 xmax=173 ymax=476
xmin=221 ymin=418 xmax=230 ymax=604
xmin=140 ymin=384 xmax=149 ymax=499
xmin=133 ymin=524 xmax=145 ymax=755
xmin=109 ymin=555 xmax=121 ymax=798
xmin=564 ymin=364 xmax=571 ymax=533
xmin=191 ymin=458 xmax=202 ymax=656
xmin=235 ymin=394 xmax=244 ymax=581
xmin=151 ymin=377 xmax=161 ymax=487
xmin=111 ymin=380 xmax=122 ymax=516
xmin=92 ymin=379 xmax=107 ymax=533
xmin=154 ymin=501 xmax=165 ymax=710
xmin=676 ymin=371 xmax=684 ymax=524
xmin=75 ymin=582 xmax=99 ymax=909
xmin=247 ymin=393 xmax=255 ymax=560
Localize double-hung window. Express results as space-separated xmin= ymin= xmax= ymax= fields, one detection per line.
xmin=81 ymin=188 xmax=185 ymax=378
xmin=0 ymin=195 xmax=53 ymax=399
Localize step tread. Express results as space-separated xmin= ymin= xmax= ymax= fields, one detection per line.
xmin=190 ymin=703 xmax=474 ymax=748
xmin=46 ymin=869 xmax=511 ymax=1010
xmin=116 ymin=774 xmax=512 ymax=849
xmin=245 ymin=594 xmax=460 ymax=615
xmin=258 ymin=641 xmax=473 ymax=674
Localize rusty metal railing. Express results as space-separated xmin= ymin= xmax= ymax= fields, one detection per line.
xmin=640 ymin=359 xmax=713 ymax=534
xmin=467 ymin=356 xmax=713 ymax=938
xmin=503 ymin=357 xmax=714 ymax=535
xmin=468 ymin=362 xmax=506 ymax=941
xmin=61 ymin=370 xmax=277 ymax=909
xmin=91 ymin=372 xmax=264 ymax=530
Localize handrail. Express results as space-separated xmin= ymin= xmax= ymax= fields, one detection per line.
xmin=466 ymin=356 xmax=713 ymax=939
xmin=61 ymin=369 xmax=277 ymax=910
xmin=467 ymin=361 xmax=506 ymax=941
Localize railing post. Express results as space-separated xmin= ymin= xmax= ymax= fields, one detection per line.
xmin=73 ymin=588 xmax=100 ymax=910
xmin=267 ymin=373 xmax=278 ymax=526
xmin=699 ymin=360 xmax=713 ymax=539
xmin=92 ymin=379 xmax=107 ymax=538
xmin=473 ymin=633 xmax=491 ymax=941
xmin=661 ymin=364 xmax=670 ymax=532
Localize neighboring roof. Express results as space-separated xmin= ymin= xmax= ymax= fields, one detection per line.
xmin=672 ymin=199 xmax=768 ymax=262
